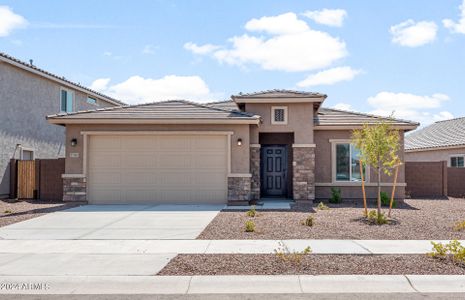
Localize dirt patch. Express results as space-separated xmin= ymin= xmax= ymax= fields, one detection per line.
xmin=158 ymin=254 xmax=465 ymax=276
xmin=0 ymin=200 xmax=84 ymax=227
xmin=198 ymin=198 xmax=465 ymax=240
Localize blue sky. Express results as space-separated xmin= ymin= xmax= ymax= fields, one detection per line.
xmin=1 ymin=0 xmax=465 ymax=126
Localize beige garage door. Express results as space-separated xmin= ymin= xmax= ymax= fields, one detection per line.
xmin=87 ymin=134 xmax=228 ymax=204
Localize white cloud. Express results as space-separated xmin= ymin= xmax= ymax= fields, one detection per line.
xmin=297 ymin=66 xmax=361 ymax=87
xmin=332 ymin=103 xmax=353 ymax=111
xmin=142 ymin=45 xmax=157 ymax=55
xmin=0 ymin=6 xmax=27 ymax=37
xmin=184 ymin=42 xmax=220 ymax=55
xmin=187 ymin=12 xmax=347 ymax=72
xmin=245 ymin=12 xmax=309 ymax=34
xmin=90 ymin=75 xmax=214 ymax=104
xmin=302 ymin=9 xmax=347 ymax=27
xmin=367 ymin=92 xmax=453 ymax=125
xmin=443 ymin=0 xmax=465 ymax=34
xmin=390 ymin=19 xmax=437 ymax=47
xmin=89 ymin=78 xmax=111 ymax=92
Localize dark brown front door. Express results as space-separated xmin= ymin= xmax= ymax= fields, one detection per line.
xmin=261 ymin=145 xmax=287 ymax=197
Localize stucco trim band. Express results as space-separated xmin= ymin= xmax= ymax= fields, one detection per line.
xmin=228 ymin=173 xmax=253 ymax=178
xmin=292 ymin=144 xmax=316 ymax=148
xmin=80 ymin=131 xmax=235 ymax=136
xmin=315 ymin=182 xmax=407 ymax=187
xmin=62 ymin=174 xmax=86 ymax=178
xmin=250 ymin=144 xmax=261 ymax=148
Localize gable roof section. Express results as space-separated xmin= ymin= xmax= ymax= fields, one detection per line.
xmin=405 ymin=117 xmax=465 ymax=151
xmin=47 ymin=100 xmax=260 ymax=125
xmin=315 ymin=108 xmax=418 ymax=129
xmin=0 ymin=52 xmax=124 ymax=106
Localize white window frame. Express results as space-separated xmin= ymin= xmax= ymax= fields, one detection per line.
xmin=60 ymin=88 xmax=75 ymax=113
xmin=87 ymin=96 xmax=98 ymax=106
xmin=271 ymin=106 xmax=288 ymax=125
xmin=449 ymin=155 xmax=465 ymax=168
xmin=19 ymin=147 xmax=35 ymax=160
xmin=330 ymin=139 xmax=369 ymax=183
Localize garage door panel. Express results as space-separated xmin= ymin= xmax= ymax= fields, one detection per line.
xmin=88 ymin=134 xmax=228 ymax=204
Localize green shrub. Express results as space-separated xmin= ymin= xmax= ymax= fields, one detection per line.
xmin=246 ymin=206 xmax=256 ymax=217
xmin=274 ymin=241 xmax=312 ymax=265
xmin=329 ymin=187 xmax=342 ymax=204
xmin=3 ymin=210 xmax=12 ymax=214
xmin=454 ymin=220 xmax=465 ymax=231
xmin=380 ymin=192 xmax=396 ymax=208
xmin=317 ymin=202 xmax=330 ymax=210
xmin=367 ymin=209 xmax=388 ymax=225
xmin=428 ymin=240 xmax=465 ymax=265
xmin=245 ymin=220 xmax=256 ymax=232
xmin=302 ymin=215 xmax=314 ymax=227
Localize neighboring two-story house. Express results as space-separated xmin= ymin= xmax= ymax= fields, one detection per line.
xmin=47 ymin=90 xmax=418 ymax=205
xmin=0 ymin=52 xmax=123 ymax=198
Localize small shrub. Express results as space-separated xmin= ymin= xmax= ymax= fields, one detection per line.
xmin=428 ymin=240 xmax=465 ymax=266
xmin=245 ymin=220 xmax=255 ymax=232
xmin=367 ymin=210 xmax=388 ymax=225
xmin=329 ymin=187 xmax=342 ymax=204
xmin=246 ymin=206 xmax=256 ymax=217
xmin=3 ymin=210 xmax=12 ymax=214
xmin=454 ymin=220 xmax=465 ymax=231
xmin=380 ymin=192 xmax=396 ymax=208
xmin=317 ymin=202 xmax=330 ymax=210
xmin=274 ymin=241 xmax=312 ymax=265
xmin=302 ymin=215 xmax=314 ymax=227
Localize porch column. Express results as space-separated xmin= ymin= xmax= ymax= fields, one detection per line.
xmin=292 ymin=144 xmax=315 ymax=203
xmin=62 ymin=174 xmax=87 ymax=202
xmin=250 ymin=144 xmax=261 ymax=200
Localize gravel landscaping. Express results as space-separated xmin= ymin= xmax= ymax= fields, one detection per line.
xmin=0 ymin=199 xmax=84 ymax=227
xmin=198 ymin=198 xmax=465 ymax=240
xmin=158 ymin=254 xmax=465 ymax=275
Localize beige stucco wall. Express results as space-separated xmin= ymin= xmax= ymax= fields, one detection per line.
xmin=245 ymin=103 xmax=314 ymax=144
xmin=314 ymin=129 xmax=407 ymax=200
xmin=64 ymin=123 xmax=251 ymax=175
xmin=405 ymin=147 xmax=465 ymax=164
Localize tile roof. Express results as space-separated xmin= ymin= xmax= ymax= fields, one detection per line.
xmin=47 ymin=100 xmax=260 ymax=122
xmin=316 ymin=107 xmax=418 ymax=127
xmin=207 ymin=101 xmax=418 ymax=128
xmin=232 ymin=89 xmax=326 ymax=98
xmin=405 ymin=117 xmax=465 ymax=151
xmin=0 ymin=52 xmax=125 ymax=106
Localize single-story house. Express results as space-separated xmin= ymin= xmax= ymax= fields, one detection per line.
xmin=47 ymin=90 xmax=418 ymax=205
xmin=405 ymin=117 xmax=465 ymax=168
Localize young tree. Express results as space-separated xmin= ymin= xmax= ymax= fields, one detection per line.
xmin=352 ymin=120 xmax=400 ymax=223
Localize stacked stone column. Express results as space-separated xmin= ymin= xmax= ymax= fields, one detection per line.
xmin=292 ymin=146 xmax=315 ymax=203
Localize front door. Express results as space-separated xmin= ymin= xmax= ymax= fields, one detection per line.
xmin=261 ymin=145 xmax=287 ymax=197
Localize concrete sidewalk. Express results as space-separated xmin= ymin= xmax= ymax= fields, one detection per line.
xmin=0 ymin=275 xmax=464 ymax=294
xmin=0 ymin=239 xmax=463 ymax=254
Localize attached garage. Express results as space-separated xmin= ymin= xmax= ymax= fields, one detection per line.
xmin=87 ymin=133 xmax=229 ymax=204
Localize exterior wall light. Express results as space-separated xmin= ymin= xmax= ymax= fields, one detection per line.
xmin=237 ymin=138 xmax=242 ymax=146
xmin=70 ymin=138 xmax=78 ymax=147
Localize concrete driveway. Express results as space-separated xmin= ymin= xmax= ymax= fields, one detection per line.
xmin=0 ymin=204 xmax=224 ymax=240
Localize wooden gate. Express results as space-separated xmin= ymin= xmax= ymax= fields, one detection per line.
xmin=17 ymin=160 xmax=36 ymax=199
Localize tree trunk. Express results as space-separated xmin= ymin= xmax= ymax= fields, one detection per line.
xmin=377 ymin=163 xmax=382 ymax=220
xmin=359 ymin=159 xmax=367 ymax=216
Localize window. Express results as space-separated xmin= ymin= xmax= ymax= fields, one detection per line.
xmin=20 ymin=149 xmax=34 ymax=160
xmin=87 ymin=96 xmax=98 ymax=105
xmin=335 ymin=143 xmax=365 ymax=182
xmin=271 ymin=106 xmax=288 ymax=125
xmin=60 ymin=89 xmax=74 ymax=113
xmin=451 ymin=156 xmax=465 ymax=168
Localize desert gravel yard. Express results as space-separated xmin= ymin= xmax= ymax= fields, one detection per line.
xmin=0 ymin=200 xmax=83 ymax=227
xmin=198 ymin=198 xmax=465 ymax=240
xmin=158 ymin=254 xmax=465 ymax=275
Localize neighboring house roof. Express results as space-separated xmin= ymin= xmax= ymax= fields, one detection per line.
xmin=315 ymin=107 xmax=418 ymax=129
xmin=405 ymin=117 xmax=465 ymax=151
xmin=231 ymin=89 xmax=327 ymax=98
xmin=0 ymin=52 xmax=124 ymax=106
xmin=207 ymin=100 xmax=418 ymax=129
xmin=47 ymin=100 xmax=260 ymax=125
